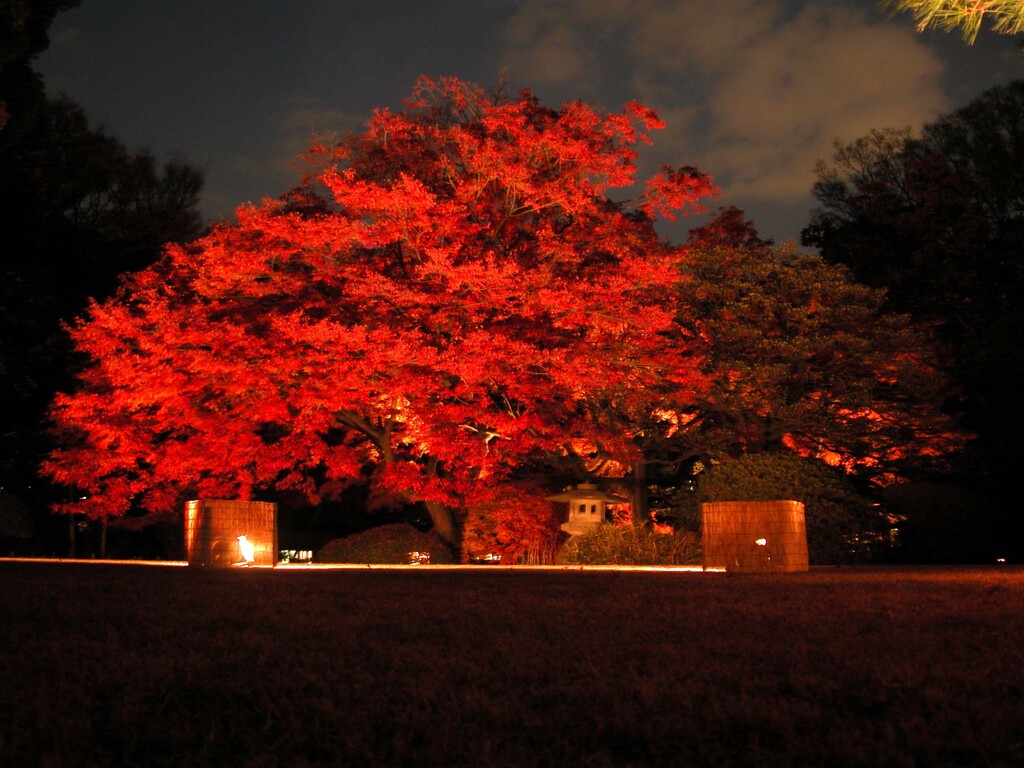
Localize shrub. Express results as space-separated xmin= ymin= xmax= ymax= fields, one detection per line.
xmin=682 ymin=452 xmax=880 ymax=564
xmin=317 ymin=524 xmax=457 ymax=564
xmin=557 ymin=523 xmax=701 ymax=566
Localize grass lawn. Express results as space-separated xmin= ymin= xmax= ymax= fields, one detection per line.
xmin=1 ymin=561 xmax=1022 ymax=767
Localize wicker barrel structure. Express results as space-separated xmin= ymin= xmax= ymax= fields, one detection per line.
xmin=702 ymin=500 xmax=808 ymax=573
xmin=184 ymin=499 xmax=278 ymax=567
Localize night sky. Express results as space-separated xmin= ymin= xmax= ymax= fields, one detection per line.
xmin=37 ymin=0 xmax=1024 ymax=243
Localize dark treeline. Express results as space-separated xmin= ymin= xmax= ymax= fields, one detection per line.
xmin=803 ymin=79 xmax=1024 ymax=561
xmin=0 ymin=1 xmax=204 ymax=554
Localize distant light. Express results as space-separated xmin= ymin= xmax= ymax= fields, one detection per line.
xmin=408 ymin=551 xmax=431 ymax=565
xmin=997 ymin=557 xmax=1007 ymax=564
xmin=755 ymin=538 xmax=767 ymax=546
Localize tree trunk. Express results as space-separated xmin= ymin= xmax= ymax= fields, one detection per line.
xmin=67 ymin=512 xmax=76 ymax=558
xmin=424 ymin=500 xmax=461 ymax=556
xmin=631 ymin=460 xmax=650 ymax=527
xmin=99 ymin=516 xmax=108 ymax=559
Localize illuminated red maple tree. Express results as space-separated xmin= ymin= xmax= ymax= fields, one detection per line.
xmin=44 ymin=77 xmax=715 ymax=548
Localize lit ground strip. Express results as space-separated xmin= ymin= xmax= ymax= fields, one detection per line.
xmin=2 ymin=557 xmax=190 ymax=566
xmin=2 ymin=557 xmax=724 ymax=572
xmin=272 ymin=563 xmax=725 ymax=572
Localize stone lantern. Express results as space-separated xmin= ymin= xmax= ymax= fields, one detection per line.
xmin=547 ymin=482 xmax=629 ymax=535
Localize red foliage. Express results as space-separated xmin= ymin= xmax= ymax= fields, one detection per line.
xmin=44 ymin=78 xmax=715 ymax=543
xmin=461 ymin=479 xmax=565 ymax=564
xmin=688 ymin=206 xmax=772 ymax=250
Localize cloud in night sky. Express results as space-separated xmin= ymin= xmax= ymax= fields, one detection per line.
xmin=38 ymin=0 xmax=1022 ymax=242
xmin=501 ymin=0 xmax=949 ymax=217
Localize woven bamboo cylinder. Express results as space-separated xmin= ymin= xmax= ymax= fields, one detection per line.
xmin=702 ymin=500 xmax=808 ymax=573
xmin=184 ymin=499 xmax=278 ymax=567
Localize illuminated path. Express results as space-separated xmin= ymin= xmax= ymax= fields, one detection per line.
xmin=1 ymin=557 xmax=722 ymax=572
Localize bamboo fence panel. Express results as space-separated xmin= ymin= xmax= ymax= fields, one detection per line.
xmin=184 ymin=499 xmax=278 ymax=567
xmin=702 ymin=500 xmax=808 ymax=573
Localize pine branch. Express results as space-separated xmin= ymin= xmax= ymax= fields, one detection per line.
xmin=882 ymin=0 xmax=1024 ymax=43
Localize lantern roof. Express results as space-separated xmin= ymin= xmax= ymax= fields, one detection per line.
xmin=545 ymin=482 xmax=629 ymax=503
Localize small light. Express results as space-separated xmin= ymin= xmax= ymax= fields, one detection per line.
xmin=755 ymin=538 xmax=767 ymax=546
xmin=237 ymin=535 xmax=255 ymax=565
xmin=997 ymin=557 xmax=1007 ymax=564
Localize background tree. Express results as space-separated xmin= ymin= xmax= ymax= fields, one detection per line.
xmin=802 ymin=80 xmax=1024 ymax=558
xmin=881 ymin=0 xmax=1024 ymax=43
xmin=0 ymin=1 xmax=77 ymax=127
xmin=44 ymin=77 xmax=714 ymax=555
xmin=1 ymin=1 xmax=204 ymax=554
xmin=559 ymin=207 xmax=958 ymax=544
xmin=630 ymin=208 xmax=959 ymax=559
xmin=679 ymin=235 xmax=958 ymax=484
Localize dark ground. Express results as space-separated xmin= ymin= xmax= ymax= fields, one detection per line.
xmin=1 ymin=561 xmax=1022 ymax=767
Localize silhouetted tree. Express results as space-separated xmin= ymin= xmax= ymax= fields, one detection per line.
xmin=803 ymin=80 xmax=1024 ymax=558
xmin=0 ymin=1 xmax=204 ymax=553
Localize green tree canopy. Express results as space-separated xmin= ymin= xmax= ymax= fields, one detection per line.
xmin=678 ymin=223 xmax=958 ymax=485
